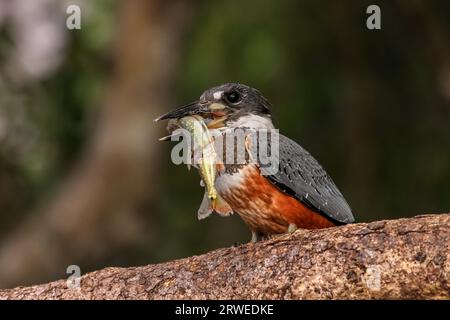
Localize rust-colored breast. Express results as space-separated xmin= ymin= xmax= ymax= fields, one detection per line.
xmin=222 ymin=165 xmax=336 ymax=235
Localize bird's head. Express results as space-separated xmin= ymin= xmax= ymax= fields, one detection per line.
xmin=154 ymin=83 xmax=274 ymax=130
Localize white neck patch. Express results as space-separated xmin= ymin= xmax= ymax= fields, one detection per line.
xmin=227 ymin=114 xmax=274 ymax=130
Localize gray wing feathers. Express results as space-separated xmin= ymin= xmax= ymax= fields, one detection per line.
xmin=261 ymin=134 xmax=354 ymax=224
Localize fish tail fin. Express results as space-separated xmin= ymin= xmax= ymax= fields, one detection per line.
xmin=197 ymin=192 xmax=213 ymax=220
xmin=211 ymin=193 xmax=233 ymax=216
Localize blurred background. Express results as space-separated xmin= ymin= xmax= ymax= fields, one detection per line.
xmin=0 ymin=0 xmax=449 ymax=288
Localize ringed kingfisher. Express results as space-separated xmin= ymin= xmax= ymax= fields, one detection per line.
xmin=155 ymin=83 xmax=354 ymax=242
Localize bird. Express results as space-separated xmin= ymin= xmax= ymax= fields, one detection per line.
xmin=155 ymin=83 xmax=354 ymax=242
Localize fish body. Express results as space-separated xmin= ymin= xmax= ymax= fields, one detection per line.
xmin=177 ymin=115 xmax=233 ymax=218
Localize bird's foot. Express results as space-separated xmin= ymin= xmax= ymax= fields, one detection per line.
xmin=288 ymin=223 xmax=298 ymax=234
xmin=250 ymin=231 xmax=264 ymax=243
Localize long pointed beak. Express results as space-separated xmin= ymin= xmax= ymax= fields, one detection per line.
xmin=154 ymin=101 xmax=205 ymax=122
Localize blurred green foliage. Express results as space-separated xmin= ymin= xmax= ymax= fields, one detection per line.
xmin=1 ymin=0 xmax=450 ymax=272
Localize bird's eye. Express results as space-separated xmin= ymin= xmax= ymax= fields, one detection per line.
xmin=225 ymin=91 xmax=241 ymax=104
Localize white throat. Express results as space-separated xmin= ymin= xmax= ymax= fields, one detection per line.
xmin=227 ymin=114 xmax=274 ymax=130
